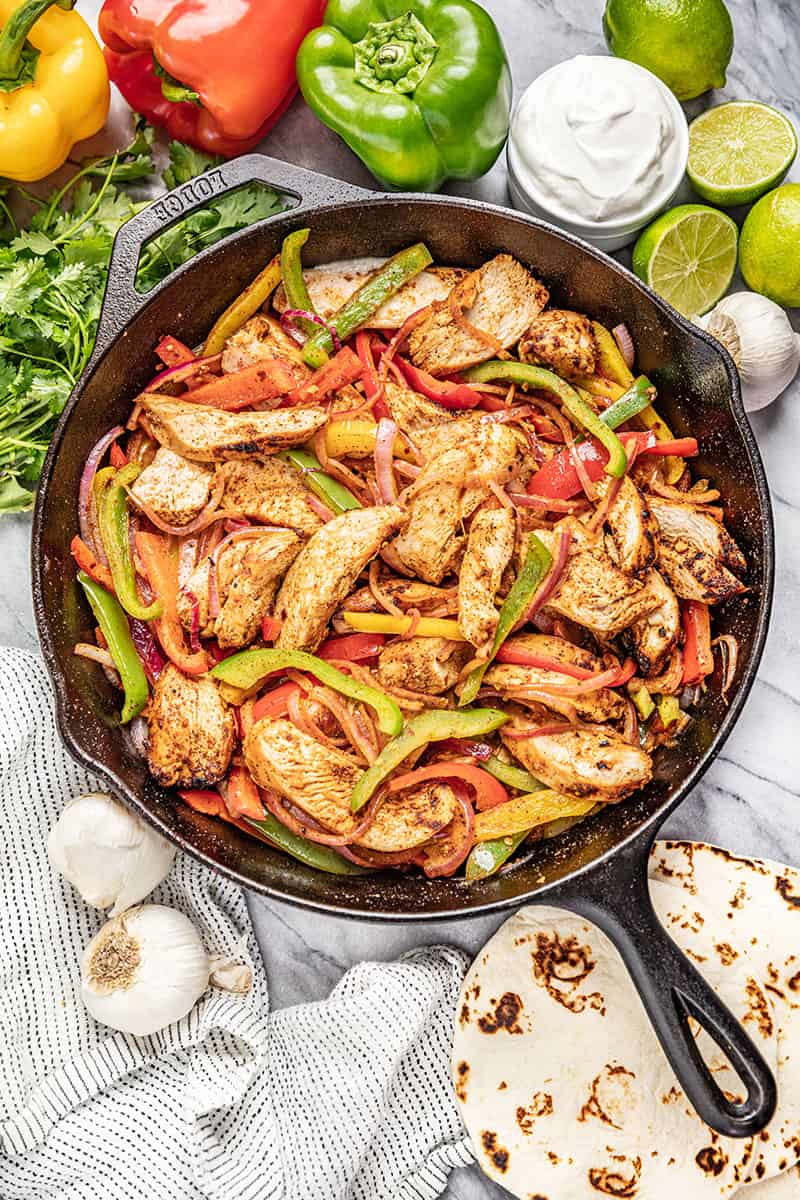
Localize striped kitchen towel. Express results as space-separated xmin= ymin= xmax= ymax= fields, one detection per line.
xmin=0 ymin=648 xmax=473 ymax=1199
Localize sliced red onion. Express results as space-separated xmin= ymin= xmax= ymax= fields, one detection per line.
xmin=612 ymin=323 xmax=635 ymax=370
xmin=144 ymin=354 xmax=222 ymax=393
xmin=280 ymin=308 xmax=342 ymax=352
xmin=374 ymin=417 xmax=399 ymax=503
xmin=129 ymin=619 xmax=165 ymax=683
xmin=78 ymin=426 xmax=124 ymax=550
xmin=128 ymin=716 xmax=150 ymax=758
xmin=518 ymin=529 xmax=571 ymax=629
xmin=126 ymin=472 xmax=227 ymax=536
xmin=74 ymin=642 xmax=116 ymax=670
xmin=420 ymin=782 xmax=475 ymax=879
xmin=504 ymin=722 xmax=576 ymax=740
xmin=306 ymin=494 xmax=336 ymax=522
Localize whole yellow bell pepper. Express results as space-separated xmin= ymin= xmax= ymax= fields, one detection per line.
xmin=0 ymin=0 xmax=109 ymax=182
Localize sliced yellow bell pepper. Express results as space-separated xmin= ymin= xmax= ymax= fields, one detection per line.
xmin=574 ymin=375 xmax=626 ymax=403
xmin=325 ymin=418 xmax=416 ymax=462
xmin=203 ymin=256 xmax=282 ymax=356
xmin=473 ymin=791 xmax=596 ymax=841
xmin=342 ymin=612 xmax=465 ymax=640
xmin=0 ymin=0 xmax=109 ymax=182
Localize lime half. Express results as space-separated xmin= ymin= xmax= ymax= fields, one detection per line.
xmin=632 ymin=204 xmax=738 ymax=316
xmin=688 ymin=102 xmax=798 ymax=206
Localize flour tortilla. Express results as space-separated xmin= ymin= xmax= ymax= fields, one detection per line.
xmin=453 ymin=841 xmax=800 ymax=1199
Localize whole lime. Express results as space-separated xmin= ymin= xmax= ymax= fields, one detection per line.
xmin=603 ymin=0 xmax=734 ymax=101
xmin=739 ymin=183 xmax=800 ymax=308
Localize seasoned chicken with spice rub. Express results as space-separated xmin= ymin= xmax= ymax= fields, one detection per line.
xmin=501 ymin=718 xmax=653 ymax=804
xmin=458 ymin=506 xmax=516 ymax=651
xmin=244 ymin=717 xmax=457 ymax=851
xmin=220 ymin=314 xmax=307 ymax=372
xmin=276 ymin=505 xmax=407 ymax=650
xmin=393 ymin=423 xmax=524 ymax=584
xmin=128 ymin=447 xmax=214 ymax=529
xmin=342 ymin=576 xmax=458 ymax=616
xmin=594 ymin=474 xmax=658 ymax=577
xmin=408 ymin=255 xmax=549 ymax=376
xmin=537 ymin=522 xmax=661 ymax=636
xmin=377 ymin=636 xmax=471 ymax=697
xmin=147 ymin=664 xmax=236 ymax=788
xmin=217 ymin=458 xmax=323 ymax=537
xmin=178 ymin=529 xmax=302 ymax=649
xmin=139 ymin=396 xmax=327 ymax=462
xmin=625 ymin=569 xmax=681 ymax=677
xmin=648 ymin=496 xmax=746 ymax=603
xmin=519 ymin=309 xmax=597 ymax=379
xmin=481 ymin=634 xmax=625 ymax=725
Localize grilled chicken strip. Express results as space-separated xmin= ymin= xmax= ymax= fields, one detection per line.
xmin=177 ymin=529 xmax=303 ymax=648
xmin=537 ymin=522 xmax=661 ymax=636
xmin=625 ymin=569 xmax=681 ymax=677
xmin=384 ymin=379 xmax=456 ymax=437
xmin=377 ymin=636 xmax=471 ymax=696
xmin=393 ymin=423 xmax=524 ymax=584
xmin=128 ymin=447 xmax=214 ymax=529
xmin=518 ymin=309 xmax=597 ymax=379
xmin=139 ymin=396 xmax=327 ymax=462
xmin=458 ymin=506 xmax=516 ymax=650
xmin=501 ymin=718 xmax=652 ymax=804
xmin=408 ymin=254 xmax=549 ymax=376
xmin=273 ymin=259 xmax=467 ymax=330
xmin=342 ymin=577 xmax=458 ymax=616
xmin=147 ymin=664 xmax=235 ymax=788
xmin=244 ymin=717 xmax=456 ymax=850
xmin=648 ymin=496 xmax=746 ymax=603
xmin=276 ymin=505 xmax=407 ymax=650
xmin=594 ymin=475 xmax=658 ymax=577
xmin=221 ymin=314 xmax=307 ymax=372
xmin=482 ymin=631 xmax=625 ymax=725
xmin=217 ymin=458 xmax=323 ymax=537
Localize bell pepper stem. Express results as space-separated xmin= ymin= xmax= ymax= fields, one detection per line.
xmin=0 ymin=0 xmax=73 ymax=79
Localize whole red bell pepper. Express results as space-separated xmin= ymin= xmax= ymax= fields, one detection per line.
xmin=99 ymin=0 xmax=325 ymax=156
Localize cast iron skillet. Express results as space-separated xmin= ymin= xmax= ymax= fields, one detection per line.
xmin=33 ymin=155 xmax=776 ymax=1138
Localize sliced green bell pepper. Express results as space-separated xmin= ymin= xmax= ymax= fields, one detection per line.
xmin=349 ymin=706 xmax=507 ymax=812
xmin=459 ymin=533 xmax=552 ymax=707
xmin=484 ymin=755 xmax=543 ymax=794
xmin=463 ymin=361 xmax=629 ymax=478
xmin=297 ymin=0 xmax=511 ymax=192
xmin=464 ymin=830 xmax=528 ymax=881
xmin=210 ymin=647 xmax=403 ymax=736
xmin=280 ymin=448 xmax=361 ymax=514
xmin=77 ymin=571 xmax=149 ymax=725
xmin=280 ymin=228 xmax=320 ymax=341
xmin=97 ymin=463 xmax=162 ymax=622
xmin=246 ymin=814 xmax=370 ymax=875
xmin=302 ymin=242 xmax=433 ymax=367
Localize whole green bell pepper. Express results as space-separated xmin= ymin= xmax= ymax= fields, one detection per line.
xmin=296 ymin=0 xmax=511 ymax=192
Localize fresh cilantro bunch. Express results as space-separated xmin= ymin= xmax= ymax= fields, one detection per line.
xmin=0 ymin=126 xmax=286 ymax=513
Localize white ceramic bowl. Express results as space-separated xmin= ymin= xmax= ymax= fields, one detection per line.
xmin=507 ymin=59 xmax=689 ymax=253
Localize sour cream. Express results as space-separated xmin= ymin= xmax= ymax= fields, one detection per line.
xmin=508 ymin=56 xmax=687 ymax=239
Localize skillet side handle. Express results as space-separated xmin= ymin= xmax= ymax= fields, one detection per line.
xmin=549 ymin=830 xmax=777 ymax=1138
xmin=93 ymin=153 xmax=375 ymax=361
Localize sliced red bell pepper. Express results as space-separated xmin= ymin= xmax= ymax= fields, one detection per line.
xmin=386 ymin=762 xmax=509 ymax=812
xmin=71 ymin=535 xmax=114 ymax=591
xmin=135 ymin=531 xmax=210 ymax=676
xmin=179 ymin=788 xmax=226 ymax=817
xmin=394 ymin=356 xmax=484 ymax=410
xmin=155 ymin=335 xmax=194 ymax=368
xmin=288 ymin=345 xmax=363 ymax=406
xmin=251 ymin=681 xmax=302 ymax=723
xmin=495 ymin=645 xmax=595 ymax=679
xmin=527 ymin=432 xmax=698 ymax=501
xmin=317 ymin=632 xmax=386 ymax=663
xmin=355 ymin=330 xmax=390 ymax=419
xmin=682 ymin=601 xmax=714 ymax=686
xmin=261 ymin=616 xmax=282 ymax=642
xmin=180 ymin=359 xmax=303 ymax=411
xmin=109 ymin=442 xmax=128 ymax=469
xmin=225 ymin=765 xmax=265 ymax=821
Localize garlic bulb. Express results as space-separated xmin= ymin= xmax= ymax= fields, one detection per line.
xmin=81 ymin=905 xmax=211 ymax=1036
xmin=48 ymin=792 xmax=176 ymax=916
xmin=696 ymin=292 xmax=800 ymax=412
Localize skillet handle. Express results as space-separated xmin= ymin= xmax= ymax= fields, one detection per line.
xmin=548 ymin=828 xmax=777 ymax=1138
xmin=93 ymin=153 xmax=375 ymax=360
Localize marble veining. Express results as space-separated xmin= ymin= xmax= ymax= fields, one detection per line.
xmin=3 ymin=2 xmax=798 ymax=1196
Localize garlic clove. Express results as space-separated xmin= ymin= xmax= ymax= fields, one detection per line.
xmin=48 ymin=792 xmax=176 ymax=916
xmin=696 ymin=291 xmax=800 ymax=413
xmin=209 ymin=953 xmax=253 ymax=994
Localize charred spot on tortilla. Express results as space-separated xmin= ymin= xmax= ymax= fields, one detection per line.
xmin=788 ymin=969 xmax=800 ymax=992
xmin=516 ymin=1091 xmax=554 ymax=1135
xmin=454 ymin=1060 xmax=470 ymax=1103
xmin=776 ymin=874 xmax=800 ymax=908
xmin=587 ymin=1154 xmax=642 ymax=1197
xmin=480 ymin=1130 xmax=510 ymax=1173
xmin=730 ymin=883 xmax=748 ymax=908
xmin=706 ymin=844 xmax=769 ymax=874
xmin=477 ymin=991 xmax=525 ymax=1035
xmin=530 ymin=932 xmax=605 ymax=1015
xmin=459 ymin=1002 xmax=470 ymax=1026
xmin=743 ymin=978 xmax=774 ymax=1038
xmin=578 ymin=1064 xmax=635 ymax=1130
xmin=498 ymin=1080 xmax=507 ymax=1090
xmin=715 ymin=941 xmax=738 ymax=965
xmin=695 ymin=1145 xmax=728 ymax=1176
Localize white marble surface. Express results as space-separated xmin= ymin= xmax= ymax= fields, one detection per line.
xmin=4 ymin=2 xmax=799 ymax=1196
